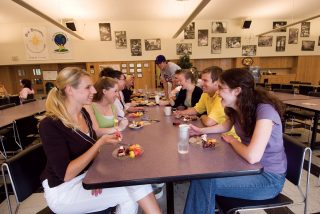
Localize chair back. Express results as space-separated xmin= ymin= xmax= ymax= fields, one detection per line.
xmin=299 ymin=85 xmax=314 ymax=95
xmin=283 ymin=134 xmax=310 ymax=186
xmin=2 ymin=143 xmax=46 ymax=202
xmin=0 ymin=103 xmax=16 ymax=110
xmin=14 ymin=114 xmax=39 ymax=149
xmin=26 ymin=94 xmax=34 ymax=100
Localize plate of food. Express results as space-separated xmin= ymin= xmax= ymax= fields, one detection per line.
xmin=128 ymin=121 xmax=144 ymax=129
xmin=182 ymin=115 xmax=198 ymax=122
xmin=189 ymin=134 xmax=217 ymax=149
xmin=112 ymin=144 xmax=144 ymax=160
xmin=128 ymin=112 xmax=144 ymax=118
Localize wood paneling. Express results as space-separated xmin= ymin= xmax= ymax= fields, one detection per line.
xmin=296 ymin=56 xmax=320 ymax=85
xmin=260 ymin=74 xmax=296 ymax=84
xmin=193 ymin=58 xmax=235 ymax=71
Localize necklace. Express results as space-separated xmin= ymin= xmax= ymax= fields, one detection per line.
xmin=73 ymin=110 xmax=96 ymax=146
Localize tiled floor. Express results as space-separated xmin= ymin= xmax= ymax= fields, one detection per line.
xmin=1 ymin=126 xmax=320 ymax=214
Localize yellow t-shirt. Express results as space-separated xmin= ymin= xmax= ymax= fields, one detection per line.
xmin=194 ymin=93 xmax=239 ymax=139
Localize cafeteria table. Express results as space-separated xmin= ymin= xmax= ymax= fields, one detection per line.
xmin=83 ymin=106 xmax=262 ymax=214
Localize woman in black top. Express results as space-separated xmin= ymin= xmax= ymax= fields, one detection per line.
xmin=39 ymin=67 xmax=161 ymax=214
xmin=170 ymin=69 xmax=203 ymax=109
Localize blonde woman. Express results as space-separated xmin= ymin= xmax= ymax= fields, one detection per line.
xmin=84 ymin=77 xmax=128 ymax=137
xmin=39 ymin=67 xmax=161 ymax=214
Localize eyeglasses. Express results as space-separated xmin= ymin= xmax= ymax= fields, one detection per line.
xmin=218 ymin=85 xmax=229 ymax=90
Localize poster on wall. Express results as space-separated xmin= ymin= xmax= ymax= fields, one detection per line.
xmin=99 ymin=23 xmax=112 ymax=41
xmin=130 ymin=39 xmax=142 ymax=56
xmin=48 ymin=29 xmax=73 ymax=59
xmin=176 ymin=43 xmax=192 ymax=55
xmin=115 ymin=31 xmax=127 ymax=48
xmin=226 ymin=37 xmax=241 ymax=48
xmin=211 ymin=21 xmax=227 ymax=33
xmin=318 ymin=36 xmax=320 ymax=46
xmin=184 ymin=22 xmax=195 ymax=39
xmin=258 ymin=36 xmax=273 ymax=47
xmin=198 ymin=30 xmax=208 ymax=46
xmin=43 ymin=70 xmax=58 ymax=80
xmin=301 ymin=41 xmax=315 ymax=51
xmin=242 ymin=45 xmax=256 ymax=56
xmin=211 ymin=37 xmax=222 ymax=54
xmin=23 ymin=27 xmax=49 ymax=60
xmin=273 ymin=21 xmax=287 ymax=32
xmin=300 ymin=22 xmax=310 ymax=37
xmin=276 ymin=36 xmax=286 ymax=52
xmin=288 ymin=28 xmax=299 ymax=44
xmin=145 ymin=39 xmax=161 ymax=51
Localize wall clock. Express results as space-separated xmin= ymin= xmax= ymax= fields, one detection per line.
xmin=242 ymin=57 xmax=254 ymax=66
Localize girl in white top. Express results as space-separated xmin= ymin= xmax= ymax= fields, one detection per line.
xmin=19 ymin=79 xmax=34 ymax=101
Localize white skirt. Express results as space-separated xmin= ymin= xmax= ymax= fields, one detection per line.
xmin=42 ymin=173 xmax=153 ymax=214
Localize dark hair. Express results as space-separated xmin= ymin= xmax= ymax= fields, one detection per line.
xmin=220 ymin=68 xmax=285 ymax=137
xmin=100 ymin=68 xmax=124 ymax=80
xmin=99 ymin=67 xmax=114 ymax=78
xmin=93 ymin=77 xmax=117 ymax=102
xmin=175 ymin=69 xmax=196 ymax=84
xmin=21 ymin=79 xmax=32 ymax=90
xmin=201 ymin=66 xmax=223 ymax=82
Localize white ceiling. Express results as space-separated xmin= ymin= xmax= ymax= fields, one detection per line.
xmin=1 ymin=0 xmax=320 ymax=24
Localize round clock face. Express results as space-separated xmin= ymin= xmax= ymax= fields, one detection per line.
xmin=242 ymin=57 xmax=254 ymax=66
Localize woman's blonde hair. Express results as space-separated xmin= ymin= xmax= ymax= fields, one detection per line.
xmin=45 ymin=67 xmax=90 ymax=129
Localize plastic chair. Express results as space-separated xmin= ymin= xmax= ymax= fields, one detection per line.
xmin=216 ymin=134 xmax=312 ymax=214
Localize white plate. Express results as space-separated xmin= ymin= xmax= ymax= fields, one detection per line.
xmin=128 ymin=124 xmax=143 ymax=129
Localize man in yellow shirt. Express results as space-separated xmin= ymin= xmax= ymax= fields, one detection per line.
xmin=176 ymin=66 xmax=238 ymax=138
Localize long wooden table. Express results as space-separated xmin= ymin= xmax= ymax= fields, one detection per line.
xmin=83 ymin=106 xmax=262 ymax=213
xmin=0 ymin=99 xmax=46 ymax=127
xmin=272 ymin=92 xmax=319 ymax=101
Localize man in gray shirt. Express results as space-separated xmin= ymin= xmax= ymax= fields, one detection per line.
xmin=155 ymin=55 xmax=181 ymax=99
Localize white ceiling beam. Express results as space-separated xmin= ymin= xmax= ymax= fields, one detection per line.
xmin=12 ymin=0 xmax=85 ymax=40
xmin=172 ymin=0 xmax=211 ymax=39
xmin=256 ymin=14 xmax=320 ymax=37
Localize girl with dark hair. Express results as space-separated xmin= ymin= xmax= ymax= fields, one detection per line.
xmin=185 ymin=68 xmax=287 ymax=214
xmin=19 ymin=79 xmax=34 ymax=101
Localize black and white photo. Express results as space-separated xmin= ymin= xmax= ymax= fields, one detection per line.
xmin=99 ymin=23 xmax=111 ymax=41
xmin=273 ymin=21 xmax=287 ymax=32
xmin=176 ymin=43 xmax=192 ymax=55
xmin=211 ymin=37 xmax=222 ymax=54
xmin=198 ymin=30 xmax=208 ymax=46
xmin=242 ymin=45 xmax=257 ymax=56
xmin=226 ymin=37 xmax=241 ymax=48
xmin=318 ymin=36 xmax=320 ymax=46
xmin=145 ymin=39 xmax=161 ymax=51
xmin=130 ymin=39 xmax=142 ymax=56
xmin=301 ymin=40 xmax=315 ymax=51
xmin=258 ymin=36 xmax=273 ymax=47
xmin=211 ymin=21 xmax=227 ymax=33
xmin=288 ymin=28 xmax=299 ymax=44
xmin=184 ymin=22 xmax=195 ymax=39
xmin=276 ymin=36 xmax=286 ymax=52
xmin=301 ymin=22 xmax=310 ymax=37
xmin=114 ymin=31 xmax=127 ymax=48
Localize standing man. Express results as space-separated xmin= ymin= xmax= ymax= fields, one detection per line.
xmin=155 ymin=55 xmax=181 ymax=99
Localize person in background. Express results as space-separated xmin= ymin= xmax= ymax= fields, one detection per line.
xmin=185 ymin=68 xmax=286 ymax=214
xmin=85 ymin=77 xmax=128 ymax=136
xmin=123 ymin=74 xmax=134 ymax=103
xmin=39 ymin=67 xmax=161 ymax=214
xmin=0 ymin=83 xmax=8 ymax=97
xmin=19 ymin=79 xmax=34 ymax=101
xmin=155 ymin=55 xmax=181 ymax=99
xmin=170 ymin=69 xmax=202 ymax=109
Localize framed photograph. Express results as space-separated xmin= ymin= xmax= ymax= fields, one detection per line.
xmin=145 ymin=39 xmax=161 ymax=51
xmin=129 ymin=68 xmax=135 ymax=73
xmin=137 ymin=68 xmax=142 ymax=73
xmin=301 ymin=22 xmax=310 ymax=37
xmin=176 ymin=43 xmax=192 ymax=55
xmin=121 ymin=64 xmax=127 ymax=68
xmin=121 ymin=69 xmax=127 ymax=74
xmin=211 ymin=21 xmax=227 ymax=33
xmin=129 ymin=63 xmax=135 ymax=68
xmin=273 ymin=21 xmax=287 ymax=32
xmin=137 ymin=63 xmax=142 ymax=68
xmin=288 ymin=28 xmax=299 ymax=44
xmin=258 ymin=36 xmax=273 ymax=47
xmin=242 ymin=45 xmax=257 ymax=56
xmin=99 ymin=23 xmax=112 ymax=41
xmin=198 ymin=29 xmax=208 ymax=46
xmin=226 ymin=37 xmax=241 ymax=48
xmin=184 ymin=22 xmax=195 ymax=39
xmin=144 ymin=63 xmax=149 ymax=68
xmin=115 ymin=31 xmax=127 ymax=48
xmin=137 ymin=73 xmax=143 ymax=78
xmin=301 ymin=40 xmax=315 ymax=51
xmin=276 ymin=36 xmax=286 ymax=52
xmin=318 ymin=36 xmax=320 ymax=46
xmin=130 ymin=39 xmax=142 ymax=56
xmin=89 ymin=65 xmax=95 ymax=74
xmin=211 ymin=37 xmax=222 ymax=54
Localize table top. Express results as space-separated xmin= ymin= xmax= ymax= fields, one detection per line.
xmin=0 ymin=99 xmax=46 ymax=127
xmin=272 ymin=92 xmax=319 ymax=101
xmin=284 ymin=99 xmax=320 ymax=112
xmin=83 ymin=106 xmax=262 ymax=189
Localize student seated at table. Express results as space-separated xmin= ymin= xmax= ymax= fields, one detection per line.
xmin=184 ymin=68 xmax=287 ymax=214
xmin=175 ymin=66 xmax=238 ymax=139
xmin=84 ymin=77 xmax=128 ymax=136
xmin=39 ymin=67 xmax=161 ymax=214
xmin=0 ymin=83 xmax=8 ymax=97
xmin=170 ymin=69 xmax=202 ymax=109
xmin=122 ymin=74 xmax=134 ymax=103
xmin=19 ymin=79 xmax=34 ymax=102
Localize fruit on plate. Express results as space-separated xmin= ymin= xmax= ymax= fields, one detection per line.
xmin=201 ymin=134 xmax=217 ymax=148
xmin=128 ymin=144 xmax=143 ymax=158
xmin=129 ymin=112 xmax=144 ymax=118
